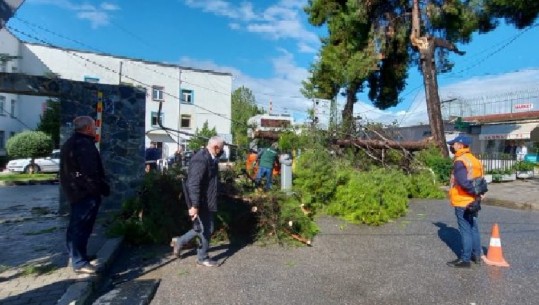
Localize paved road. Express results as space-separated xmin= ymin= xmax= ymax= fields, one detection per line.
xmin=104 ymin=199 xmax=539 ymax=305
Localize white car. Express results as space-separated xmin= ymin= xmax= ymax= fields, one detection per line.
xmin=6 ymin=149 xmax=61 ymax=173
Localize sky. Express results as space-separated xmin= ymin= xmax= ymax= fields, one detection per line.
xmin=7 ymin=0 xmax=539 ymax=126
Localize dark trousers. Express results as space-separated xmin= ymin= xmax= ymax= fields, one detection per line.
xmin=66 ymin=195 xmax=101 ymax=269
xmin=178 ymin=209 xmax=214 ymax=261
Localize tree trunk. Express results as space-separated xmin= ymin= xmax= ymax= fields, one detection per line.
xmin=342 ymin=84 xmax=358 ymax=136
xmin=419 ymin=45 xmax=449 ymax=157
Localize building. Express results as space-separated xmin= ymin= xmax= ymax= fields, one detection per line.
xmin=0 ymin=28 xmax=232 ymax=159
xmin=444 ymin=89 xmax=539 ymax=156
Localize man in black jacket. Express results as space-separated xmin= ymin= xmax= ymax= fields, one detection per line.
xmin=60 ymin=116 xmax=110 ymax=274
xmin=170 ymin=136 xmax=224 ymax=267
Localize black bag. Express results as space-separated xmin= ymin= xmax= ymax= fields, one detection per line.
xmin=467 ymin=200 xmax=481 ymax=213
xmin=472 ymin=177 xmax=488 ymax=196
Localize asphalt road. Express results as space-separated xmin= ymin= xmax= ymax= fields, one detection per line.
xmin=110 ymin=199 xmax=539 ymax=305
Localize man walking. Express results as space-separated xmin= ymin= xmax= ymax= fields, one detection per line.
xmin=255 ymin=143 xmax=279 ymax=191
xmin=60 ymin=116 xmax=110 ymax=274
xmin=170 ymin=136 xmax=224 ymax=267
xmin=446 ymin=135 xmax=484 ymax=268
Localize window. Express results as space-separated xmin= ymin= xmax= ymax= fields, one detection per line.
xmin=180 ymin=89 xmax=194 ymax=104
xmin=0 ymin=96 xmax=5 ymax=116
xmin=180 ymin=114 xmax=191 ymax=128
xmin=151 ymin=111 xmax=164 ymax=127
xmin=84 ymin=76 xmax=100 ymax=83
xmin=0 ymin=61 xmax=6 ymax=73
xmin=10 ymin=131 xmax=15 ymax=138
xmin=0 ymin=131 xmax=4 ymax=149
xmin=152 ymin=86 xmax=164 ymax=101
xmin=10 ymin=99 xmax=16 ymax=118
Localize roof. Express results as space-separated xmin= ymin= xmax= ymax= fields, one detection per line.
xmin=24 ymin=42 xmax=233 ymax=77
xmin=463 ymin=111 xmax=539 ymax=124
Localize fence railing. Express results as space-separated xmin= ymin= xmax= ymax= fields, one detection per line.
xmin=477 ymin=153 xmax=516 ymax=173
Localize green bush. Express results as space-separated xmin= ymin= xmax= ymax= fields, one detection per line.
xmin=108 ymin=170 xmax=190 ymax=244
xmin=6 ymin=131 xmax=53 ymax=159
xmin=408 ymin=170 xmax=446 ymax=199
xmin=326 ymin=168 xmax=409 ymax=225
xmin=513 ymin=161 xmax=535 ymax=171
xmin=293 ymin=146 xmax=337 ymax=211
xmin=415 ymin=146 xmax=452 ymax=184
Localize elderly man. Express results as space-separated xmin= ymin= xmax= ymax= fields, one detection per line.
xmin=446 ymin=135 xmax=484 ymax=269
xmin=170 ymin=136 xmax=224 ymax=267
xmin=60 ymin=116 xmax=110 ymax=274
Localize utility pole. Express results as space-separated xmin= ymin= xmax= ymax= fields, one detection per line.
xmin=177 ymin=68 xmax=182 ymax=151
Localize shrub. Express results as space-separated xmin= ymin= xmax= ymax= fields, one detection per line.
xmin=326 ymin=168 xmax=409 ymax=225
xmin=415 ymin=145 xmax=452 ymax=184
xmin=6 ymin=131 xmax=53 ymax=159
xmin=408 ymin=170 xmax=446 ymax=199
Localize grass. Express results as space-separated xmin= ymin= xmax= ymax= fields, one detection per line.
xmin=21 ymin=263 xmax=58 ymax=276
xmin=0 ymin=173 xmax=58 ymax=182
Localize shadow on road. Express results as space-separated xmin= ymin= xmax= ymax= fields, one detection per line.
xmin=433 ymin=222 xmax=460 ymax=257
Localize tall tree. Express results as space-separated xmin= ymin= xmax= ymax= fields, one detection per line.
xmin=304 ymin=0 xmax=538 ymax=157
xmin=231 ymin=86 xmax=263 ymax=147
xmin=36 ymin=98 xmax=60 ymax=148
xmin=188 ymin=121 xmax=217 ymax=151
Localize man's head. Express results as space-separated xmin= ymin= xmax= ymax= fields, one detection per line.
xmin=73 ymin=116 xmax=96 ymax=138
xmin=447 ymin=135 xmax=471 ymax=151
xmin=206 ymin=136 xmax=225 ymax=157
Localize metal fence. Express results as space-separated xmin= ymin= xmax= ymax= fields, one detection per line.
xmin=477 ymin=153 xmax=516 ymax=173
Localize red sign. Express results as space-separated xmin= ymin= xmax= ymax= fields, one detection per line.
xmin=514 ymin=103 xmax=533 ymax=110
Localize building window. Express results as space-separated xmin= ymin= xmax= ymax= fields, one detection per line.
xmin=151 ymin=111 xmax=163 ymax=127
xmin=180 ymin=114 xmax=191 ymax=128
xmin=0 ymin=61 xmax=6 ymax=73
xmin=10 ymin=131 xmax=15 ymax=138
xmin=10 ymin=99 xmax=16 ymax=118
xmin=0 ymin=96 xmax=5 ymax=116
xmin=152 ymin=86 xmax=164 ymax=101
xmin=180 ymin=89 xmax=194 ymax=104
xmin=84 ymin=76 xmax=100 ymax=83
xmin=0 ymin=131 xmax=4 ymax=149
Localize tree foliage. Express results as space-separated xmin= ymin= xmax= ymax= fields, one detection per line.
xmin=36 ymin=98 xmax=60 ymax=148
xmin=303 ymin=0 xmax=538 ymax=154
xmin=6 ymin=130 xmax=53 ymax=159
xmin=231 ymin=86 xmax=263 ymax=147
xmin=187 ymin=120 xmax=217 ymax=150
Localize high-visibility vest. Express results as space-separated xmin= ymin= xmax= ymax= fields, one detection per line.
xmin=448 ymin=148 xmax=484 ymax=207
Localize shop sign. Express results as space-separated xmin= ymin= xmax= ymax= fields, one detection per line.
xmin=514 ymin=103 xmax=534 ymax=111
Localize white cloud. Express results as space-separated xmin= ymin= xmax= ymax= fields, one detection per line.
xmin=183 ymin=0 xmax=319 ymax=54
xmin=356 ymin=69 xmax=539 ymax=127
xmin=27 ymin=0 xmax=119 ymax=28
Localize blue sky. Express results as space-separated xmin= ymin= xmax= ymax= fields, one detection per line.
xmin=8 ymin=0 xmax=539 ymax=126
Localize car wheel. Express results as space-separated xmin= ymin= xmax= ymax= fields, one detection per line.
xmin=24 ymin=164 xmax=41 ymax=174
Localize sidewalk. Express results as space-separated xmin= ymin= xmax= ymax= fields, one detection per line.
xmin=0 ymin=184 xmax=122 ymax=305
xmin=0 ymin=177 xmax=537 ymax=305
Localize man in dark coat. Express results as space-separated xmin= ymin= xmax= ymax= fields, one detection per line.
xmin=170 ymin=136 xmax=224 ymax=267
xmin=60 ymin=116 xmax=110 ymax=274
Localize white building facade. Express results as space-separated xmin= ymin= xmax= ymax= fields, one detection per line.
xmin=0 ymin=29 xmax=232 ymax=159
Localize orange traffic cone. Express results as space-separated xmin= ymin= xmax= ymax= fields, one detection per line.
xmin=482 ymin=223 xmax=510 ymax=267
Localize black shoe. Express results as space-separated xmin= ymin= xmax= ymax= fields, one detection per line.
xmin=471 ymin=255 xmax=482 ymax=265
xmin=447 ymin=259 xmax=471 ymax=268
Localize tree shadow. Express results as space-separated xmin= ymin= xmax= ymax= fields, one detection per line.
xmin=433 ymin=222 xmax=461 ymax=257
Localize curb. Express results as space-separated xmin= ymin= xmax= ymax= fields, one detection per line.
xmin=57 ymin=236 xmax=124 ymax=305
xmin=0 ymin=179 xmax=59 ymax=186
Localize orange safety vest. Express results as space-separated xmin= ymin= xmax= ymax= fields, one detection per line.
xmin=448 ymin=148 xmax=484 ymax=207
xmin=246 ymin=153 xmax=258 ymax=178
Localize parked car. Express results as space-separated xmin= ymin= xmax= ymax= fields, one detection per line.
xmin=6 ymin=149 xmax=61 ymax=173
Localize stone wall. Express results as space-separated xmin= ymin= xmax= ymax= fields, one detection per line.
xmin=59 ymin=82 xmax=146 ymax=212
